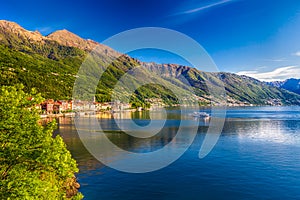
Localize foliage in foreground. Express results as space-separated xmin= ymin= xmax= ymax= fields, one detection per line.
xmin=0 ymin=85 xmax=83 ymax=199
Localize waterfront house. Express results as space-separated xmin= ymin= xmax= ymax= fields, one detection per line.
xmin=100 ymin=102 xmax=112 ymax=110
xmin=94 ymin=102 xmax=102 ymax=111
xmin=41 ymin=99 xmax=54 ymax=114
xmin=72 ymin=100 xmax=94 ymax=111
xmin=111 ymin=101 xmax=131 ymax=112
xmin=53 ymin=102 xmax=61 ymax=114
xmin=57 ymin=100 xmax=69 ymax=112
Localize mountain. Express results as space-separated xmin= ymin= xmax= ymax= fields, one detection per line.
xmin=0 ymin=20 xmax=118 ymax=58
xmin=0 ymin=20 xmax=44 ymax=42
xmin=143 ymin=63 xmax=300 ymax=105
xmin=1 ymin=20 xmax=300 ymax=106
xmin=268 ymin=78 xmax=300 ymax=95
xmin=47 ymin=29 xmax=98 ymax=51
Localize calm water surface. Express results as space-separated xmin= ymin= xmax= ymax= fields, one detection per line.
xmin=57 ymin=107 xmax=300 ymax=200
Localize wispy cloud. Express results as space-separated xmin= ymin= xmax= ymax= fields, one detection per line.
xmin=172 ymin=0 xmax=233 ymax=16
xmin=237 ymin=66 xmax=300 ymax=82
xmin=292 ymin=51 xmax=300 ymax=57
xmin=263 ymin=58 xmax=286 ymax=62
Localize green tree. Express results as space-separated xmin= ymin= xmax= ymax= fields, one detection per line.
xmin=0 ymin=85 xmax=83 ymax=199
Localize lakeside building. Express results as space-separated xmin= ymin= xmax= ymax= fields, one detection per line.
xmin=111 ymin=101 xmax=131 ymax=111
xmin=41 ymin=99 xmax=54 ymax=114
xmin=41 ymin=100 xmax=73 ymax=114
xmin=40 ymin=99 xmax=134 ymax=114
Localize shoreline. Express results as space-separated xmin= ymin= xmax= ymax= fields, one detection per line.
xmin=39 ymin=104 xmax=299 ymax=119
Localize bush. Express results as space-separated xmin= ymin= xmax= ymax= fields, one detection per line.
xmin=0 ymin=85 xmax=83 ymax=199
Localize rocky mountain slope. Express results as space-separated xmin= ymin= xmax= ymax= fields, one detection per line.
xmin=268 ymin=78 xmax=300 ymax=95
xmin=142 ymin=62 xmax=300 ymax=105
xmin=1 ymin=20 xmax=300 ymax=106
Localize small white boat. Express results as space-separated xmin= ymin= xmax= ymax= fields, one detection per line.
xmin=192 ymin=112 xmax=210 ymax=118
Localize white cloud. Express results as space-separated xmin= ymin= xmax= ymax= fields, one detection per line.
xmin=236 ymin=66 xmax=300 ymax=82
xmin=173 ymin=0 xmax=233 ymax=16
xmin=292 ymin=51 xmax=300 ymax=57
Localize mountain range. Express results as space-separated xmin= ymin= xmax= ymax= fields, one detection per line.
xmin=1 ymin=20 xmax=300 ymax=106
xmin=268 ymin=79 xmax=300 ymax=95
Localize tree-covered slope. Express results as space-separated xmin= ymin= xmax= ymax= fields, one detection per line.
xmin=218 ymin=73 xmax=300 ymax=105
xmin=143 ymin=63 xmax=300 ymax=105
xmin=1 ymin=19 xmax=300 ymax=105
xmin=0 ymin=44 xmax=81 ymax=99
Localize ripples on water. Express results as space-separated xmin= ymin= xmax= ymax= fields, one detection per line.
xmin=57 ymin=107 xmax=300 ymax=200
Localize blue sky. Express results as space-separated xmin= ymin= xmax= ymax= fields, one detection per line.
xmin=1 ymin=0 xmax=300 ymax=81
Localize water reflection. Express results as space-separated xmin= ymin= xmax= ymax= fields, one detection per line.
xmin=55 ymin=107 xmax=300 ymax=172
xmin=55 ymin=117 xmax=104 ymax=173
xmin=75 ymin=109 xmax=204 ymax=172
xmin=55 ymin=109 xmax=208 ymax=173
xmin=53 ymin=107 xmax=300 ymax=199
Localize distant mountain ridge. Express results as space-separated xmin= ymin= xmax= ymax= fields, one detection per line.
xmin=1 ymin=19 xmax=300 ymax=105
xmin=268 ymin=78 xmax=300 ymax=95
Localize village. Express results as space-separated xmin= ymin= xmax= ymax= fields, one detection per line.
xmin=38 ymin=98 xmax=167 ymax=118
xmin=38 ymin=95 xmax=282 ymax=118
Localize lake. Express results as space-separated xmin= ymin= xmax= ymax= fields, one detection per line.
xmin=56 ymin=106 xmax=300 ymax=200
